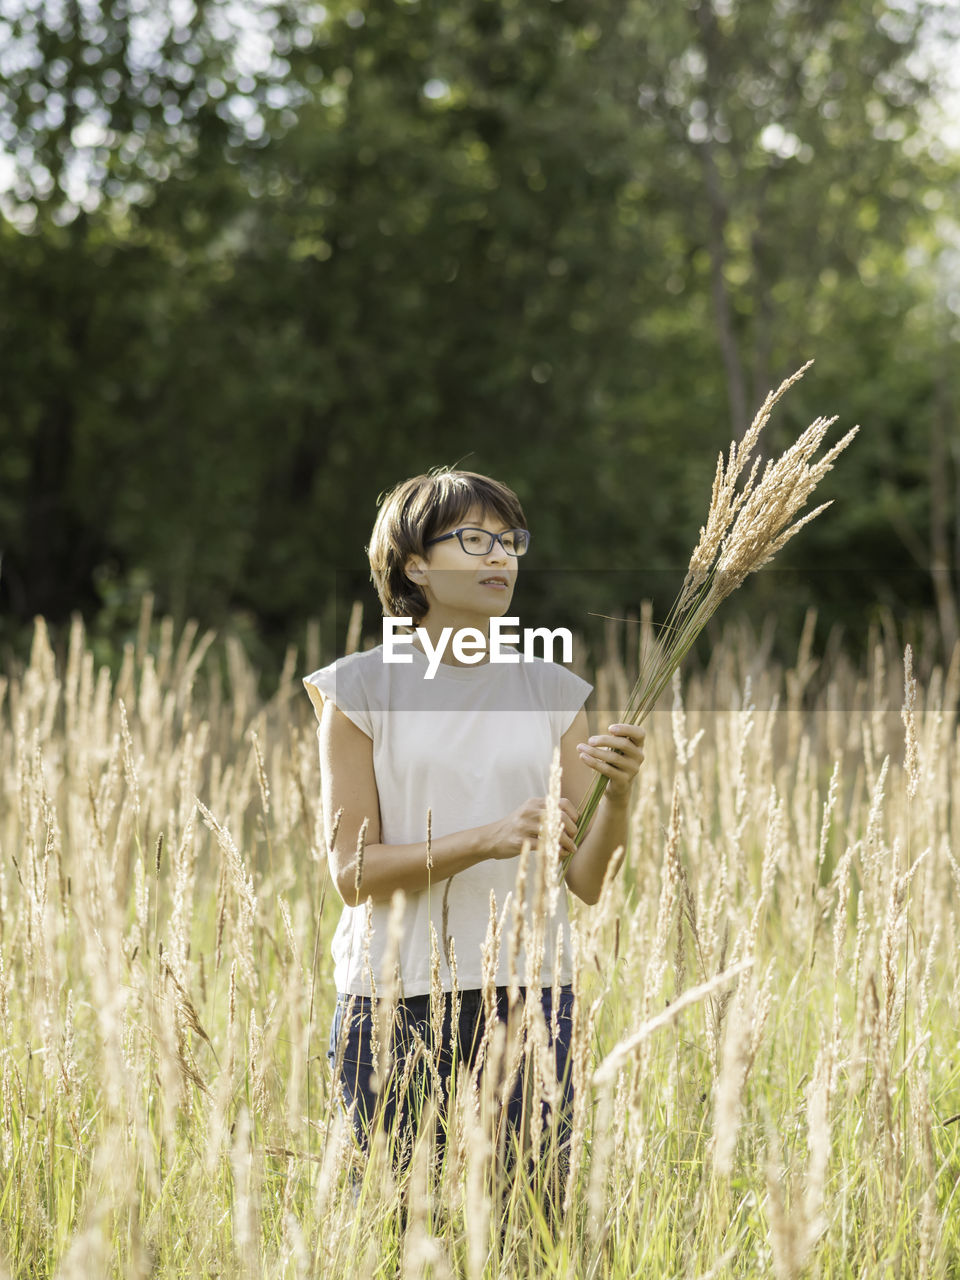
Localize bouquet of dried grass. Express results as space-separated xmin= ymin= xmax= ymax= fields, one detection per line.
xmin=571 ymin=361 xmax=858 ymax=855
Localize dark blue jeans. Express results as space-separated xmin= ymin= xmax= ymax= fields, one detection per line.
xmin=328 ymin=984 xmax=575 ymax=1173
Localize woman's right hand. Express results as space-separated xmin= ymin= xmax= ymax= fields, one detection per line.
xmin=488 ymin=797 xmax=579 ymax=862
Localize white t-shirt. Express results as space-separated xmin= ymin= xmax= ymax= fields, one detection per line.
xmin=303 ymin=644 xmax=592 ymax=996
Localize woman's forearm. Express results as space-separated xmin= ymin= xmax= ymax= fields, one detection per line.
xmin=333 ymin=823 xmax=498 ymax=906
xmin=564 ymin=792 xmax=630 ymax=905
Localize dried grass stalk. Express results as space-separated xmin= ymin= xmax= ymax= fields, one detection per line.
xmin=570 ymin=362 xmax=858 ymax=856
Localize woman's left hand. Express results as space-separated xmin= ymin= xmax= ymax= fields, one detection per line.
xmin=576 ymin=723 xmax=646 ymax=803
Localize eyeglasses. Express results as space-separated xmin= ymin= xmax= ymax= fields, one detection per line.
xmin=424 ymin=526 xmax=531 ymax=557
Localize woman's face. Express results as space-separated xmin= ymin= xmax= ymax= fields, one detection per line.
xmin=407 ymin=504 xmax=520 ymax=624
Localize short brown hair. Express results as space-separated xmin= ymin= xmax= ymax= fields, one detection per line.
xmin=368 ymin=469 xmax=528 ymax=623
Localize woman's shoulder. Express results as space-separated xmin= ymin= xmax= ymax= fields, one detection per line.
xmin=303 ymin=645 xmax=386 ymax=686
xmin=302 ymin=646 xmax=390 ymax=733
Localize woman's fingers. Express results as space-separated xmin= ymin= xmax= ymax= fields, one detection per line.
xmin=585 ymin=725 xmax=645 ymax=756
xmin=578 ymin=752 xmax=625 ymax=779
xmin=527 ymin=797 xmax=579 ymax=857
xmin=500 ymin=797 xmax=583 ymax=859
xmin=577 ymin=726 xmax=644 ymax=760
xmin=561 ymin=811 xmax=577 ymax=853
xmin=577 ymin=723 xmax=646 ymax=793
xmin=577 ymin=744 xmax=638 ymax=772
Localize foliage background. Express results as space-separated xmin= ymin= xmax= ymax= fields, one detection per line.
xmin=2 ymin=0 xmax=959 ymax=669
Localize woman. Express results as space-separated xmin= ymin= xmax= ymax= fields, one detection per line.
xmin=303 ymin=469 xmax=644 ymax=1186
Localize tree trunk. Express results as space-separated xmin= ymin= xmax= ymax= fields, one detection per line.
xmin=692 ymin=0 xmax=748 ymax=436
xmin=698 ymin=140 xmax=748 ymax=437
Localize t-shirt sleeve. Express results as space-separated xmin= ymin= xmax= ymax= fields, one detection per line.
xmin=302 ymin=655 xmax=375 ymax=739
xmin=546 ymin=663 xmax=593 ymax=740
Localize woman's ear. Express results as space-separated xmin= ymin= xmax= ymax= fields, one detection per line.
xmin=404 ymin=554 xmax=427 ymax=583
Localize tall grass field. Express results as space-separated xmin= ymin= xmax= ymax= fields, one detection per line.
xmin=1 ymin=603 xmax=957 ymax=1277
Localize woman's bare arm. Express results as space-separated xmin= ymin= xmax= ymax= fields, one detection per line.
xmin=559 ymin=707 xmax=644 ymax=905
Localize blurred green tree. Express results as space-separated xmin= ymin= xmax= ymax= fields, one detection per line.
xmin=0 ymin=0 xmax=957 ymax=665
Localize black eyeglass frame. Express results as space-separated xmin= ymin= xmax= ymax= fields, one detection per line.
xmin=423 ymin=526 xmax=531 ymax=557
